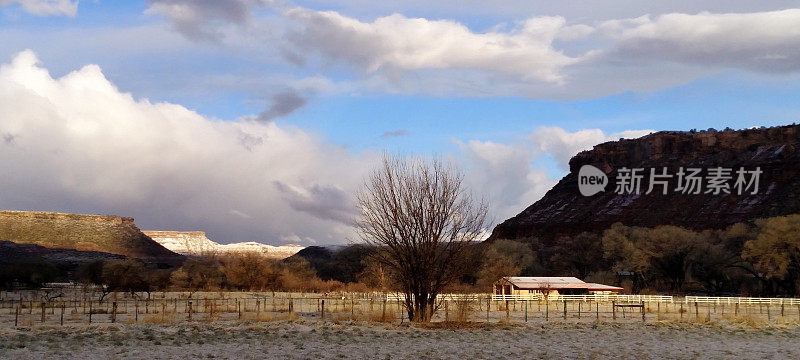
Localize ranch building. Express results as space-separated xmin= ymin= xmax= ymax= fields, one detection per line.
xmin=493 ymin=276 xmax=623 ymax=297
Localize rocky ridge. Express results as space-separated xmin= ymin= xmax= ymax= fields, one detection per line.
xmin=489 ymin=125 xmax=800 ymax=243
xmin=0 ymin=211 xmax=183 ymax=265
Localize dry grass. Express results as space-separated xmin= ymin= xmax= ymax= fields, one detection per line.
xmin=418 ymin=321 xmax=500 ymax=330
xmin=141 ymin=312 xmax=178 ymax=324
xmin=648 ymin=312 xmax=800 ymax=330
xmin=239 ymin=311 xmax=273 ymax=322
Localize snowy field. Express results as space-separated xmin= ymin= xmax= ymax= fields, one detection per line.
xmin=1 ymin=320 xmax=798 ymax=359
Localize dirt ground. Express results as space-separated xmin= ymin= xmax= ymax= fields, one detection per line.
xmin=0 ymin=320 xmax=797 ymax=359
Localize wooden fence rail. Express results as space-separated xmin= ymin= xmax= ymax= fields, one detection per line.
xmin=685 ymin=296 xmax=800 ymax=305
xmin=490 ymin=294 xmax=674 ymax=302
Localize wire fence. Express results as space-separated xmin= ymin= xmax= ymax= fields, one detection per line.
xmin=1 ymin=289 xmax=799 ymax=327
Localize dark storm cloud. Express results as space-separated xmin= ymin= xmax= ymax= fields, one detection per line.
xmin=256 ymin=90 xmax=308 ymax=122
xmin=146 ymin=0 xmax=269 ymax=41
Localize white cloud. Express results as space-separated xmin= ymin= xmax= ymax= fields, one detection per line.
xmin=132 ymin=4 xmax=800 ymax=99
xmin=291 ymin=1 xmax=800 ymax=24
xmin=0 ymin=51 xmax=664 ymax=244
xmin=604 ymin=9 xmax=800 ymax=72
xmin=528 ymin=127 xmax=653 ymax=171
xmin=284 ymin=7 xmax=583 ymax=83
xmin=0 ymin=0 xmax=76 ymax=16
xmin=458 ymin=127 xmax=652 ymax=221
xmin=273 ymin=7 xmax=800 ymax=99
xmin=0 ymin=50 xmax=371 ymax=245
xmin=458 ymin=140 xmax=555 ymax=222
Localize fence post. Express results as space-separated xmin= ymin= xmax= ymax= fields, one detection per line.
xmin=612 ymin=301 xmax=617 ymax=320
xmin=40 ymin=302 xmax=46 ymax=323
xmin=15 ymin=302 xmax=19 ymax=327
xmin=188 ymin=301 xmax=193 ymax=321
xmin=445 ymin=300 xmax=449 ymax=322
xmin=641 ymin=301 xmax=645 ymax=322
xmin=505 ymin=300 xmax=509 ymax=320
xmin=111 ymin=301 xmax=117 ymax=323
xmin=486 ymin=298 xmax=490 ymax=322
xmin=382 ymin=298 xmax=386 ymax=322
xmin=595 ymin=301 xmax=599 ymax=321
xmin=767 ymin=304 xmax=771 ymax=322
xmin=89 ymin=301 xmax=92 ymax=324
xmin=546 ymin=298 xmax=549 ymax=321
xmin=577 ymin=301 xmax=581 ymax=320
xmin=321 ymin=299 xmax=325 ymax=321
xmin=735 ymin=303 xmax=739 ymax=316
xmin=351 ymin=297 xmax=354 ymax=320
xmin=563 ymin=300 xmax=567 ymax=320
xmin=524 ymin=301 xmax=528 ymax=322
xmin=135 ymin=300 xmax=139 ymax=323
xmin=60 ymin=302 xmax=65 ymax=326
xmin=398 ymin=300 xmax=403 ymax=324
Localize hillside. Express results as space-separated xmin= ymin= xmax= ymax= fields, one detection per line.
xmin=0 ymin=211 xmax=183 ymax=265
xmin=288 ymin=245 xmax=371 ymax=283
xmin=489 ymin=125 xmax=800 ymax=243
xmin=0 ymin=240 xmax=124 ymax=267
xmin=143 ymin=231 xmax=304 ymax=259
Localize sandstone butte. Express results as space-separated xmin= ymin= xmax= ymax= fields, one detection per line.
xmin=0 ymin=211 xmax=184 ymax=266
xmin=489 ymin=124 xmax=800 ymax=245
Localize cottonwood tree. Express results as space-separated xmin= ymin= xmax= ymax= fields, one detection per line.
xmin=220 ymin=252 xmax=280 ymax=290
xmin=477 ymin=240 xmax=534 ymax=289
xmin=743 ymin=214 xmax=800 ymax=295
xmin=355 ymin=155 xmax=489 ymax=322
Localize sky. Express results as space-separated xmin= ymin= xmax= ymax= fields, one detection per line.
xmin=0 ymin=0 xmax=799 ymax=245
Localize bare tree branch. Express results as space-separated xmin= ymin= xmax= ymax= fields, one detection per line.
xmin=355 ymin=154 xmax=489 ymax=322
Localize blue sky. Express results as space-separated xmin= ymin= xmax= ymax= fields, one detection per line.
xmin=1 ymin=0 xmax=799 ymax=244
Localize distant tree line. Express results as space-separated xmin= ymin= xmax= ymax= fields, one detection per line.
xmin=3 ymin=213 xmax=799 ymax=298
xmin=0 ymin=251 xmax=354 ymax=299
xmin=474 ymin=214 xmax=800 ymax=297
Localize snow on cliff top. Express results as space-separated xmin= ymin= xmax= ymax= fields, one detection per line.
xmin=143 ymin=231 xmax=303 ymax=259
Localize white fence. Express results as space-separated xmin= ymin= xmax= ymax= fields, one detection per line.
xmin=490 ymin=294 xmax=673 ymax=303
xmin=327 ymin=293 xmax=800 ymax=306
xmin=385 ymin=293 xmax=482 ymax=302
xmin=685 ymin=296 xmax=800 ymax=305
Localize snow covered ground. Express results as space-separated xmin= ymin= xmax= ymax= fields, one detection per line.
xmin=1 ymin=321 xmax=798 ymax=359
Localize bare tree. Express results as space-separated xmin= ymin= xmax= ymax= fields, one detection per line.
xmin=355 ymin=154 xmax=489 ymax=322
